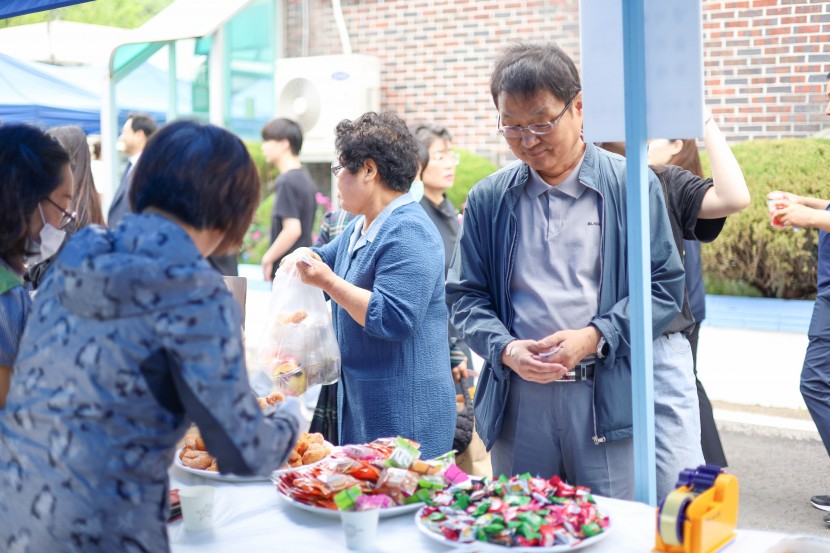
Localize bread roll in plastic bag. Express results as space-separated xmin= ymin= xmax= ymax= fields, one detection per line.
xmin=256 ymin=262 xmax=341 ymax=396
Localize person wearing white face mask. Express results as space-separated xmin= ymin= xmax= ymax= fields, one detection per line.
xmin=0 ymin=124 xmax=73 ymax=408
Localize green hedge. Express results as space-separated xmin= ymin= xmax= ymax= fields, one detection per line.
xmin=700 ymin=138 xmax=830 ymax=299
xmin=447 ymin=150 xmax=500 ymax=211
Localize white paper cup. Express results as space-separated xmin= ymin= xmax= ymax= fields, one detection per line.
xmin=179 ymin=486 xmax=215 ymax=532
xmin=340 ymin=508 xmax=379 ymax=550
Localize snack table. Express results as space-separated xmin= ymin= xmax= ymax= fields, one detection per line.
xmin=168 ymin=468 xmax=787 ymax=552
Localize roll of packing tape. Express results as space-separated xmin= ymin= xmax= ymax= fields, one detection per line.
xmin=658 ymin=490 xmax=696 ymax=546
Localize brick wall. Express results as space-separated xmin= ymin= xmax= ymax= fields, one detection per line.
xmin=282 ymin=0 xmax=829 ymax=165
xmin=703 ymin=0 xmax=830 ymax=141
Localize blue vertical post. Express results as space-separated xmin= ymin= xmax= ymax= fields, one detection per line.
xmin=622 ymin=0 xmax=656 ymax=505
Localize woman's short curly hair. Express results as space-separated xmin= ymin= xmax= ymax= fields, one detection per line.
xmin=335 ymin=112 xmax=419 ymax=193
xmin=128 ymin=120 xmax=260 ymax=254
xmin=0 ymin=124 xmax=70 ymax=272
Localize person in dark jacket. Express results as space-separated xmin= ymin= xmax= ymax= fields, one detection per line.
xmin=446 ymin=42 xmax=684 ymax=499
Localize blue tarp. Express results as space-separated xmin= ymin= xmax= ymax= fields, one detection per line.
xmin=0 ymin=53 xmax=191 ymax=133
xmin=0 ymin=0 xmax=93 ymax=19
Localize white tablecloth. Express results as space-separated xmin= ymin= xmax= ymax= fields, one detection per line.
xmin=168 ymin=467 xmax=789 ymax=552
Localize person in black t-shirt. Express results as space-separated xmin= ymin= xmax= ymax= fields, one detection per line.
xmin=260 ymin=118 xmax=318 ymax=281
xmin=598 ymin=110 xmax=750 ymax=500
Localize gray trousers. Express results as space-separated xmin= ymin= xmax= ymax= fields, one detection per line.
xmin=491 ymin=372 xmax=634 ymax=500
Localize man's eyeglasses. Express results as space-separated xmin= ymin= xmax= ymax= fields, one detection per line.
xmin=44 ymin=197 xmax=77 ymax=230
xmin=430 ymin=151 xmax=461 ymax=166
xmin=331 ymin=164 xmax=344 ymax=177
xmin=497 ymin=92 xmax=579 ymax=140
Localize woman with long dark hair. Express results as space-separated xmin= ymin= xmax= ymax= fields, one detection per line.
xmin=0 ymin=124 xmax=73 ymax=408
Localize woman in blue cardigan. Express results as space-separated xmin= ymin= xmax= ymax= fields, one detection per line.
xmin=285 ymin=112 xmax=456 ymax=459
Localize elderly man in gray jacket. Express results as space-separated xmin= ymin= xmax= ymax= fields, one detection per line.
xmin=446 ymin=42 xmax=684 ymax=499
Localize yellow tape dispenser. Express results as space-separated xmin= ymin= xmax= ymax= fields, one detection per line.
xmin=655 ymin=465 xmax=739 ymax=553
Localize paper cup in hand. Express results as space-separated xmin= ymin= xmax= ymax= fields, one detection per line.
xmin=179 ymin=486 xmax=215 ymax=532
xmin=340 ymin=508 xmax=379 ymax=550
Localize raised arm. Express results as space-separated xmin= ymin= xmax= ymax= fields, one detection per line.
xmin=697 ymin=112 xmax=751 ymax=219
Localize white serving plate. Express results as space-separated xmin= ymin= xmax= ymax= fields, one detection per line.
xmin=173 ymin=448 xmax=271 ymax=482
xmin=173 ymin=443 xmax=335 ymax=482
xmin=275 ymin=487 xmax=423 ymax=519
xmin=414 ymin=505 xmax=612 ymax=552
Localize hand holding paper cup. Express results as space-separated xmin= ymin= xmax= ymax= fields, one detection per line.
xmin=179 ymin=486 xmax=215 ymax=532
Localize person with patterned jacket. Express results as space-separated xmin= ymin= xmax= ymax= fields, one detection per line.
xmin=0 ymin=121 xmax=302 ymax=553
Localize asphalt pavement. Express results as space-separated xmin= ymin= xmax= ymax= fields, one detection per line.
xmin=719 ymin=424 xmax=829 ymax=537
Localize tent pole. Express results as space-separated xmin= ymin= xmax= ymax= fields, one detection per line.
xmin=101 ymin=74 xmax=118 ymax=220
xmin=168 ymin=42 xmax=178 ymax=122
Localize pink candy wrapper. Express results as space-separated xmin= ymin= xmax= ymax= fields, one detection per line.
xmin=355 ymin=494 xmax=395 ymax=511
xmin=443 ymin=464 xmax=470 ymax=485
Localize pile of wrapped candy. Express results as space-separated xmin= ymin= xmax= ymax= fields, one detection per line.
xmin=419 ymin=474 xmax=610 ymax=547
xmin=274 ymin=437 xmax=466 ymax=511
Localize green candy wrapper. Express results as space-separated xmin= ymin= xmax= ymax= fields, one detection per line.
xmin=417 ymin=475 xmax=445 ymax=490
xmin=333 ymin=485 xmax=363 ymax=511
xmin=582 ymin=521 xmax=602 ymax=537
xmin=386 ymin=436 xmax=421 ymax=469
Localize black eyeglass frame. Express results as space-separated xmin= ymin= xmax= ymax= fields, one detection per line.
xmin=497 ymin=91 xmax=580 ymax=139
xmin=43 ymin=197 xmax=77 ymax=230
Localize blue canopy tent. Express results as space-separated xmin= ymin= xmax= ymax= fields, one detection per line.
xmin=0 ymin=53 xmax=190 ymax=133
xmin=0 ymin=0 xmax=94 ymax=19
xmin=0 ymin=53 xmax=101 ymax=131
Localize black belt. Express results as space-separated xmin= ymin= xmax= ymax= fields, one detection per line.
xmin=557 ymin=362 xmax=595 ymax=382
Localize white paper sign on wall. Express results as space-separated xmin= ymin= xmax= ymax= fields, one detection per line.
xmin=579 ymin=0 xmax=704 ymax=142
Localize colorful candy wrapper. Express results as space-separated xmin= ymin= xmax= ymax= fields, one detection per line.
xmin=418 ymin=475 xmax=446 ymax=490
xmin=342 ymin=444 xmax=382 ymax=461
xmin=385 ymin=436 xmax=421 ymax=469
xmin=404 ymin=488 xmax=434 ymax=505
xmin=410 ymin=459 xmax=441 ymax=475
xmin=443 ymin=463 xmax=469 ymax=485
xmin=355 ymin=494 xmax=394 ymax=511
xmin=334 ymin=485 xmax=363 ymax=511
xmin=320 ymin=473 xmax=361 ymax=493
xmin=377 ymin=467 xmax=419 ymax=496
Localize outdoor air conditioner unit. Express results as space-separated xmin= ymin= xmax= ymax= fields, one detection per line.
xmin=274 ymin=54 xmax=381 ymax=162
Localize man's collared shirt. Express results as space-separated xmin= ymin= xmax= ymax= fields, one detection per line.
xmin=509 ymin=152 xmax=602 ymax=343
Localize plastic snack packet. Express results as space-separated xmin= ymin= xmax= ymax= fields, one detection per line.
xmin=377 ymin=467 xmax=420 ymax=496
xmin=385 ymin=436 xmax=421 ymax=469
xmin=538 ymin=345 xmax=562 ymax=361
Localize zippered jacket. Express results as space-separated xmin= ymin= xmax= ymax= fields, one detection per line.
xmin=446 ymin=143 xmax=684 ymax=448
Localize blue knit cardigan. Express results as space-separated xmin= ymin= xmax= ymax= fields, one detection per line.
xmin=316 ymin=202 xmax=456 ymax=459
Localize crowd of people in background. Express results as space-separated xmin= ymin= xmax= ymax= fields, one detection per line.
xmin=3 ymin=42 xmax=830 ymax=550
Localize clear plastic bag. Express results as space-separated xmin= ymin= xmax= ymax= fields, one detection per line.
xmin=256 ymin=262 xmax=341 ymax=397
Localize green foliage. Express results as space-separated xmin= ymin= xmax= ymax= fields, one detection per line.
xmin=702 ymin=274 xmax=763 ymax=298
xmin=241 ymin=140 xmax=276 ymax=265
xmin=244 ymin=140 xmax=279 ymax=198
xmin=240 ymin=193 xmax=273 ymax=264
xmin=446 ymin=149 xmax=500 ymax=211
xmin=0 ymin=0 xmax=175 ymax=29
xmin=700 ymin=138 xmax=830 ymax=299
